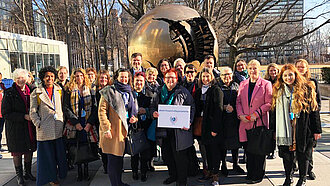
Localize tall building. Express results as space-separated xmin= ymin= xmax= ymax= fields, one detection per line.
xmin=34 ymin=10 xmax=48 ymax=39
xmin=218 ymin=0 xmax=304 ymax=65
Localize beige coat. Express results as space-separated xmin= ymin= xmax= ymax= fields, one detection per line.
xmin=30 ymin=84 xmax=64 ymax=141
xmin=98 ymin=96 xmax=128 ymax=156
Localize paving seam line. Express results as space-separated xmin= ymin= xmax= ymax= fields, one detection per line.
xmin=3 ymin=161 xmax=37 ymax=185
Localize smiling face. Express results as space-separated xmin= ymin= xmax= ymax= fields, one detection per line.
xmin=160 ymin=61 xmax=170 ymax=75
xmin=236 ymin=61 xmax=246 ymax=72
xmin=204 ymin=58 xmax=214 ymax=70
xmin=43 ymin=72 xmax=55 ymax=87
xmin=74 ymin=71 xmax=85 ymax=86
xmin=269 ymin=66 xmax=278 ymax=80
xmin=164 ymin=72 xmax=178 ymax=91
xmin=185 ymin=68 xmax=197 ymax=83
xmin=220 ymin=69 xmax=233 ymax=85
xmin=201 ymin=72 xmax=213 ymax=85
xmin=99 ymin=74 xmax=109 ymax=88
xmin=87 ymin=71 xmax=96 ymax=83
xmin=146 ymin=71 xmax=157 ymax=83
xmin=15 ymin=75 xmax=27 ymax=87
xmin=134 ymin=75 xmax=145 ymax=92
xmin=132 ymin=56 xmax=142 ymax=70
xmin=248 ymin=63 xmax=259 ymax=81
xmin=282 ymin=69 xmax=296 ymax=86
xmin=175 ymin=61 xmax=185 ymax=76
xmin=117 ymin=72 xmax=129 ymax=84
xmin=295 ymin=61 xmax=308 ymax=76
xmin=58 ymin=68 xmax=68 ymax=82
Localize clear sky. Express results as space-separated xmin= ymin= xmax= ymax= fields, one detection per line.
xmin=304 ymin=0 xmax=329 ymax=33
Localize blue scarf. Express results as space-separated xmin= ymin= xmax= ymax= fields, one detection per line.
xmin=160 ymin=84 xmax=176 ymax=105
xmin=114 ymin=81 xmax=137 ymax=118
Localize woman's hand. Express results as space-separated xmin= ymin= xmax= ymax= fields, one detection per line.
xmin=24 ymin=114 xmax=31 ymax=121
xmin=225 ymin=104 xmax=234 ymax=113
xmin=314 ymin=133 xmax=321 ymax=140
xmin=104 ymin=130 xmax=112 ymax=139
xmin=211 ymin=132 xmax=217 ymax=137
xmin=75 ymin=123 xmax=83 ymax=131
xmin=250 ymin=113 xmax=257 ymax=122
xmin=153 ymin=111 xmax=159 ymax=118
xmin=138 ymin=108 xmax=146 ymax=114
xmin=239 ymin=115 xmax=250 ymax=123
xmin=129 ymin=116 xmax=138 ymax=124
xmin=84 ymin=123 xmax=92 ymax=132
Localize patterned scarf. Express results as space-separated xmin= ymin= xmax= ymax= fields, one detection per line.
xmin=70 ymin=85 xmax=92 ymax=119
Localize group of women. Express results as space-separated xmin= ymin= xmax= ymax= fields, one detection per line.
xmin=1 ymin=52 xmax=322 ymax=186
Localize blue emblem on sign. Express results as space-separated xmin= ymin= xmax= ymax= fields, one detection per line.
xmin=170 ymin=116 xmax=177 ymax=125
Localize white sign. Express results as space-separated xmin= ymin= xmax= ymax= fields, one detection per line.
xmin=157 ymin=104 xmax=190 ymax=128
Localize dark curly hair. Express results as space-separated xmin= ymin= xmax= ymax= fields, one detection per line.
xmin=38 ymin=66 xmax=58 ymax=85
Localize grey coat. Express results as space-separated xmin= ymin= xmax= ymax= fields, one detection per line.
xmin=150 ymin=85 xmax=195 ymax=151
xmin=30 ymin=84 xmax=64 ymax=141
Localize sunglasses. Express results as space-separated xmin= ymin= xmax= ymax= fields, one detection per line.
xmin=185 ymin=71 xmax=196 ymax=74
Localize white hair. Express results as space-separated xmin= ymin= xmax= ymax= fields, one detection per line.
xmin=173 ymin=58 xmax=185 ymax=68
xmin=221 ymin=66 xmax=233 ymax=74
xmin=12 ymin=68 xmax=29 ymax=81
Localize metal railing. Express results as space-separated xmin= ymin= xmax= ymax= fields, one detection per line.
xmin=321 ymin=96 xmax=330 ymax=114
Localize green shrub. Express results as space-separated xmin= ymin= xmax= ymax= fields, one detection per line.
xmin=321 ymin=67 xmax=330 ymax=84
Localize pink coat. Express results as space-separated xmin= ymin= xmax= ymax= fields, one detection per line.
xmin=236 ymin=77 xmax=272 ymax=142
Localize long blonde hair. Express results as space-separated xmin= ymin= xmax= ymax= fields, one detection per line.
xmin=65 ymin=68 xmax=91 ymax=91
xmin=271 ymin=64 xmax=317 ymax=113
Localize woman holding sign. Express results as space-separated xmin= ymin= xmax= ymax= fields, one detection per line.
xmin=151 ymin=68 xmax=195 ymax=186
xmin=236 ymin=60 xmax=272 ymax=184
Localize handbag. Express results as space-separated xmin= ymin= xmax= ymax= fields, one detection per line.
xmin=69 ymin=131 xmax=99 ymax=164
xmin=193 ymin=116 xmax=203 ymax=136
xmin=125 ymin=123 xmax=150 ymax=156
xmin=246 ymin=108 xmax=273 ymax=155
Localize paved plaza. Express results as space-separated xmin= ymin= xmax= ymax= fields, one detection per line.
xmin=1 ymin=100 xmax=330 ymax=186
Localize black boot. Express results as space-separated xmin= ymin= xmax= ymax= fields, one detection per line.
xmin=23 ymin=161 xmax=36 ymax=181
xmin=283 ymin=158 xmax=294 ymax=186
xmin=84 ymin=163 xmax=90 ymax=181
xmin=15 ymin=166 xmax=26 ymax=186
xmin=296 ymin=160 xmax=308 ymax=186
xmin=77 ymin=164 xmax=83 ymax=182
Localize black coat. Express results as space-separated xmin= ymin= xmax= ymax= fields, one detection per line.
xmin=135 ymin=91 xmax=153 ymax=131
xmin=219 ymin=81 xmax=241 ymax=149
xmin=270 ymin=103 xmax=322 ymax=159
xmin=194 ymin=85 xmax=223 ymax=145
xmin=62 ymin=89 xmax=98 ymax=126
xmin=1 ymin=84 xmax=36 ymax=152
xmin=150 ymin=85 xmax=195 ymax=151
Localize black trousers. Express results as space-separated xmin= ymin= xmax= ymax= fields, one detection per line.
xmin=161 ymin=130 xmax=189 ymax=185
xmin=107 ymin=154 xmax=124 ymax=186
xmin=205 ymin=143 xmax=226 ymax=174
xmin=279 ymin=141 xmax=313 ymax=180
xmin=131 ymin=148 xmax=150 ymax=174
xmin=246 ymin=151 xmax=266 ymax=180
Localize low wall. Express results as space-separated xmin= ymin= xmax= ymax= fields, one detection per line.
xmin=319 ymin=84 xmax=330 ymax=98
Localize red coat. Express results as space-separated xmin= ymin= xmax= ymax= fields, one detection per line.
xmin=236 ymin=77 xmax=272 ymax=142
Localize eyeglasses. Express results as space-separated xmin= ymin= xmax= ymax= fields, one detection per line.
xmin=185 ymin=71 xmax=196 ymax=74
xmin=221 ymin=73 xmax=232 ymax=76
xmin=164 ymin=76 xmax=177 ymax=80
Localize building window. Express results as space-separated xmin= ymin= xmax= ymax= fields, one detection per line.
xmin=10 ymin=52 xmax=19 ymax=72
